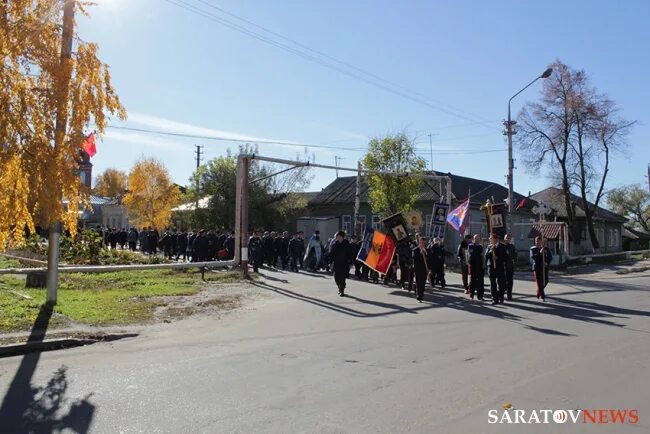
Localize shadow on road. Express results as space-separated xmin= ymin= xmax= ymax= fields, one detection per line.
xmin=0 ymin=304 xmax=96 ymax=433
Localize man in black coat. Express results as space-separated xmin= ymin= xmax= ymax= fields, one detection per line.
xmin=330 ymin=231 xmax=352 ymax=296
xmin=412 ymin=236 xmax=431 ymax=302
xmin=280 ymin=231 xmax=290 ymax=270
xmin=485 ymin=234 xmax=508 ymax=305
xmin=457 ymin=234 xmax=472 ymax=294
xmin=248 ymin=230 xmax=264 ymax=273
xmin=530 ymin=236 xmax=552 ymax=301
xmin=177 ymin=231 xmax=188 ymax=261
xmin=225 ymin=230 xmax=235 ymax=260
xmin=288 ymin=233 xmax=302 ymax=272
xmin=503 ymin=234 xmax=517 ymax=300
xmin=273 ymin=233 xmax=283 ymax=269
xmin=193 ymin=230 xmax=209 ymax=262
xmin=468 ymin=234 xmax=485 ymax=300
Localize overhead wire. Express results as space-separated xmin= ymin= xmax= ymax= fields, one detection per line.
xmin=192 ymin=0 xmax=496 ymax=128
xmin=162 ymin=0 xmax=501 ymax=131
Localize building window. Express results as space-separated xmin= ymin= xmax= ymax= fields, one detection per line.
xmin=342 ymin=215 xmax=351 ymax=235
xmin=613 ymin=228 xmax=619 ymax=247
xmin=357 ymin=215 xmax=367 ymax=235
xmin=372 ymin=215 xmax=381 ymax=230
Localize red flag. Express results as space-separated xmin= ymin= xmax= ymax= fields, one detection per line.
xmin=82 ymin=133 xmax=96 ymax=158
xmin=515 ymin=198 xmax=527 ymax=210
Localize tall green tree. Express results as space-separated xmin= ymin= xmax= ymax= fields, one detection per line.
xmin=362 ymin=132 xmax=426 ymax=218
xmin=189 ymin=145 xmax=313 ymax=230
xmin=607 ymin=184 xmax=650 ymax=232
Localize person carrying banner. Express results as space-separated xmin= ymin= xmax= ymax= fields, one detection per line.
xmin=457 ymin=234 xmax=472 ymax=294
xmin=412 ymin=236 xmax=431 ymax=302
xmin=530 ymin=236 xmax=552 ymax=301
xmin=467 ymin=234 xmax=485 ymax=300
xmin=330 ymin=231 xmax=352 ymax=296
xmin=503 ymin=234 xmax=517 ymax=300
xmin=485 ymin=234 xmax=507 ymax=305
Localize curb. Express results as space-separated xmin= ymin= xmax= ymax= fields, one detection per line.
xmin=0 ymin=333 xmax=139 ymax=358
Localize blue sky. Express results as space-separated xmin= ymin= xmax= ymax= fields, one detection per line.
xmin=79 ymin=0 xmax=650 ymax=199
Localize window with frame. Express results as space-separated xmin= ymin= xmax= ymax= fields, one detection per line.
xmin=357 ymin=215 xmax=367 ymax=235
xmin=372 ymin=215 xmax=381 ymax=230
xmin=342 ymin=215 xmax=351 ymax=235
xmin=613 ymin=228 xmax=619 ymax=247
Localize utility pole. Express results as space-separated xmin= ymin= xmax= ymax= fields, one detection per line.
xmin=194 ymin=144 xmax=203 ymax=210
xmin=354 ymin=161 xmax=361 ymax=236
xmin=47 ymin=0 xmax=75 ymax=305
xmin=428 ymin=133 xmax=434 ymax=172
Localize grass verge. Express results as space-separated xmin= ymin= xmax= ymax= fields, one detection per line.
xmin=0 ymin=268 xmax=244 ymax=333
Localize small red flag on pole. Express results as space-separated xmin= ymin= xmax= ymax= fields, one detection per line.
xmin=82 ymin=132 xmax=96 ymax=158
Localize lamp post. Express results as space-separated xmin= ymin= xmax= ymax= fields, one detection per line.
xmin=504 ymin=67 xmax=553 ymax=222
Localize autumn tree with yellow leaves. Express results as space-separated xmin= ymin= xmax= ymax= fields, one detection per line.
xmin=0 ymin=0 xmax=126 ymax=248
xmin=94 ymin=168 xmax=128 ymax=201
xmin=123 ymin=157 xmax=180 ymax=230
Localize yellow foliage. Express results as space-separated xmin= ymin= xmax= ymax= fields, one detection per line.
xmin=123 ymin=157 xmax=180 ymax=230
xmin=94 ymin=168 xmax=127 ymax=199
xmin=0 ymin=1 xmax=126 ymax=249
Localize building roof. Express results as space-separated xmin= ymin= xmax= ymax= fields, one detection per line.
xmin=172 ymin=196 xmax=210 ymax=212
xmin=308 ymin=173 xmax=536 ymax=210
xmin=624 ymin=226 xmax=650 ymax=240
xmin=530 ymin=187 xmax=626 ymax=223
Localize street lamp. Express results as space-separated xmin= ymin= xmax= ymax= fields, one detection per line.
xmin=504 ymin=67 xmax=553 ymax=220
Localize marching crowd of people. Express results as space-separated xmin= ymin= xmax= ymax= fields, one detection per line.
xmin=97 ymin=226 xmax=553 ymax=304
xmin=96 ymin=227 xmax=237 ymax=262
xmin=247 ymin=228 xmax=553 ymax=304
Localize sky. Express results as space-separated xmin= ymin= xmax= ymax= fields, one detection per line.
xmin=78 ymin=0 xmax=650 ymax=200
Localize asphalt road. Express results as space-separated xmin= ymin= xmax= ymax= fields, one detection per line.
xmin=0 ymin=267 xmax=648 ymax=434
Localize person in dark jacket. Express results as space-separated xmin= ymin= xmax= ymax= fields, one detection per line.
xmin=349 ymin=234 xmax=362 ymax=279
xmin=108 ymin=228 xmax=118 ymax=250
xmin=504 ymin=234 xmax=517 ymax=300
xmin=119 ymin=228 xmax=128 ymax=249
xmin=148 ymin=228 xmax=159 ymax=255
xmin=273 ymin=233 xmax=283 ymax=268
xmin=412 ymin=236 xmax=431 ymax=302
xmin=330 ymin=231 xmax=352 ymax=296
xmin=193 ymin=230 xmax=209 ymax=262
xmin=177 ymin=231 xmax=188 ymax=261
xmin=530 ymin=236 xmax=552 ymax=301
xmin=225 ymin=231 xmax=235 ymax=260
xmin=139 ymin=227 xmax=149 ymax=254
xmin=127 ymin=228 xmax=138 ymax=252
xmin=288 ymin=233 xmax=302 ymax=272
xmin=485 ymin=234 xmax=508 ymax=305
xmin=468 ymin=234 xmax=484 ymax=300
xmin=280 ymin=231 xmax=290 ymax=270
xmin=457 ymin=234 xmax=472 ymax=294
xmin=248 ymin=230 xmax=264 ymax=273
xmin=188 ymin=230 xmax=197 ymax=261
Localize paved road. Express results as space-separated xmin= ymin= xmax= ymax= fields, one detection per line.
xmin=0 ymin=268 xmax=648 ymax=433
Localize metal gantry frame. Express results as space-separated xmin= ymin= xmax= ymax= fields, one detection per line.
xmin=234 ymin=153 xmax=453 ymax=275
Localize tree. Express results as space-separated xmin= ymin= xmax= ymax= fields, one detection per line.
xmin=0 ymin=1 xmax=126 ymax=248
xmin=123 ymin=157 xmax=180 ymax=229
xmin=607 ymin=185 xmax=650 ymax=232
xmin=517 ymin=60 xmax=634 ymax=250
xmin=189 ymin=145 xmax=313 ymax=230
xmin=362 ymin=132 xmax=426 ymax=218
xmin=94 ymin=168 xmax=127 ymax=200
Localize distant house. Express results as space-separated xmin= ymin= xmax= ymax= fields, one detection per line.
xmin=622 ymin=227 xmax=650 ymax=251
xmin=530 ymin=187 xmax=626 ymax=255
xmin=306 ymin=172 xmax=538 ymax=254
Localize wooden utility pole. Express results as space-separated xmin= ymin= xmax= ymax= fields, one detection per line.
xmin=240 ymin=156 xmax=249 ymax=276
xmin=354 ymin=161 xmax=361 ymax=236
xmin=47 ymin=0 xmax=75 ymax=305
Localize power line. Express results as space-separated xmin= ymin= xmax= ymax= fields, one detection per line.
xmin=192 ymin=0 xmax=496 ymax=128
xmin=106 ymin=125 xmax=366 ymax=151
xmin=163 ymin=0 xmax=500 ymax=131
